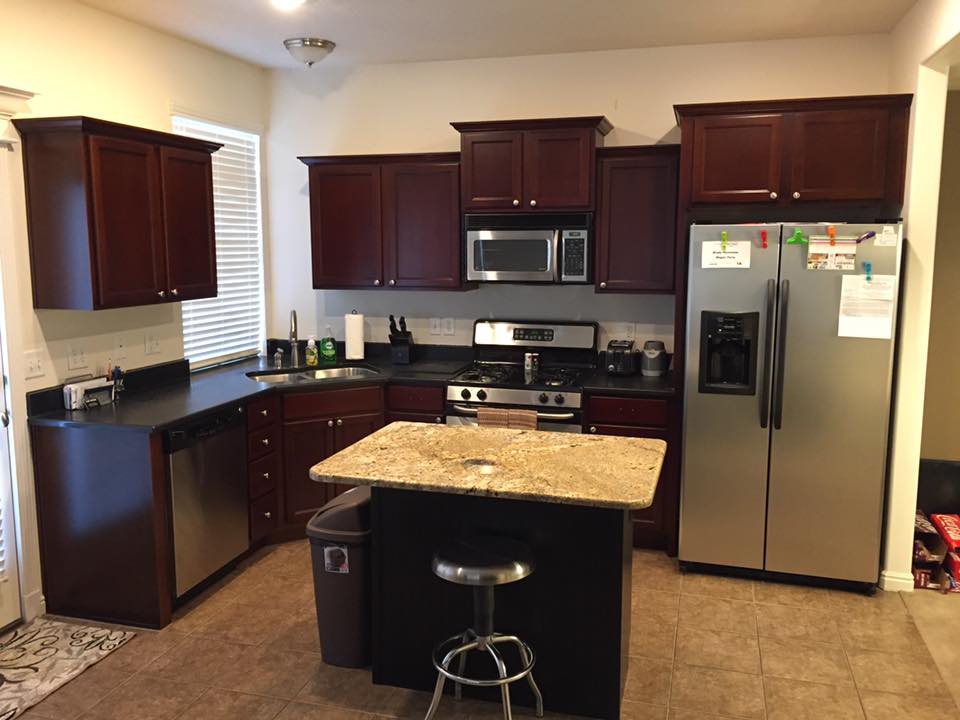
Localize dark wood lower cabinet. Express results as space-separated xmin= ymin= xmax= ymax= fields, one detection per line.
xmin=282 ymin=418 xmax=337 ymax=526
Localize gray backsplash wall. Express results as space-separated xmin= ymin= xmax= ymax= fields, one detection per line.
xmin=295 ymin=285 xmax=675 ymax=350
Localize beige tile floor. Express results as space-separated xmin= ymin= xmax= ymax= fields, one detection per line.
xmin=21 ymin=542 xmax=960 ymax=720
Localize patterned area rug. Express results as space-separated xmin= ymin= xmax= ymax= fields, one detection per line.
xmin=0 ymin=618 xmax=134 ymax=719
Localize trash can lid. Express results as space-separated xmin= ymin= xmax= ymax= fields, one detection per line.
xmin=306 ymin=485 xmax=371 ymax=542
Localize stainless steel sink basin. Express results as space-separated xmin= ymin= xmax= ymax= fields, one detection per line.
xmin=247 ymin=365 xmax=381 ymax=385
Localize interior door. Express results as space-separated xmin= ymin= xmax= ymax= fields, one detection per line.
xmin=691 ymin=115 xmax=784 ymax=203
xmin=522 ymin=128 xmax=593 ymax=210
xmin=460 ymin=131 xmax=523 ymax=211
xmin=88 ymin=135 xmax=166 ymax=307
xmin=680 ymin=223 xmax=781 ymax=569
xmin=159 ymin=146 xmax=217 ymax=300
xmin=765 ymin=224 xmax=901 ymax=582
xmin=0 ymin=336 xmax=22 ymax=628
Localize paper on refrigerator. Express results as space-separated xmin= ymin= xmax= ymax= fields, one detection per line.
xmin=807 ymin=239 xmax=856 ymax=270
xmin=701 ymin=241 xmax=750 ymax=269
xmin=838 ymin=274 xmax=896 ymax=339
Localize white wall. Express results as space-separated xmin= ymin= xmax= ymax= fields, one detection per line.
xmin=0 ymin=0 xmax=268 ymax=618
xmin=265 ymin=35 xmax=890 ymax=349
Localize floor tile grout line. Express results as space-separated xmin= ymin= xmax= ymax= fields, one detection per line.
xmin=664 ymin=618 xmax=678 ymax=714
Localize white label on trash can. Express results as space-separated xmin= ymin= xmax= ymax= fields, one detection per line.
xmin=323 ymin=545 xmax=350 ymax=574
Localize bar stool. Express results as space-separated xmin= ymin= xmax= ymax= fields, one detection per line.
xmin=423 ymin=535 xmax=544 ymax=720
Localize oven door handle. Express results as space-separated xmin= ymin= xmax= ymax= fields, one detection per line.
xmin=451 ymin=405 xmax=575 ymax=422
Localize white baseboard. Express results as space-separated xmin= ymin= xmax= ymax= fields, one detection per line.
xmin=21 ymin=589 xmax=45 ymax=620
xmin=879 ymin=570 xmax=915 ymax=592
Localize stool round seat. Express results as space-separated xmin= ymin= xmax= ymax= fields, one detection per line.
xmin=431 ymin=535 xmax=535 ymax=587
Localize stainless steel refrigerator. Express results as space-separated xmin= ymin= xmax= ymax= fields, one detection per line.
xmin=680 ymin=222 xmax=902 ymax=583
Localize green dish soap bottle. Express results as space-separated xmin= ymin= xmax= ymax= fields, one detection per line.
xmin=305 ymin=336 xmax=319 ymax=367
xmin=320 ymin=325 xmax=337 ymax=365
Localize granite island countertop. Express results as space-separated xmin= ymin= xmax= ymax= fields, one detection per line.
xmin=309 ymin=421 xmax=666 ymax=510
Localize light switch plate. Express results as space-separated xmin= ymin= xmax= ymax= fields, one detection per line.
xmin=624 ymin=323 xmax=637 ymax=341
xmin=441 ymin=318 xmax=455 ymax=336
xmin=24 ymin=349 xmax=44 ymax=379
xmin=113 ymin=334 xmax=128 ymax=360
xmin=67 ymin=343 xmax=88 ymax=371
xmin=144 ymin=333 xmax=161 ymax=355
xmin=429 ymin=318 xmax=442 ymax=336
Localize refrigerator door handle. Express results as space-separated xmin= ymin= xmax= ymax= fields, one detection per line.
xmin=773 ymin=278 xmax=790 ymax=429
xmin=760 ymin=279 xmax=776 ymax=428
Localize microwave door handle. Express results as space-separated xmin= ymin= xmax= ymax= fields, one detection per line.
xmin=552 ymin=230 xmax=560 ymax=281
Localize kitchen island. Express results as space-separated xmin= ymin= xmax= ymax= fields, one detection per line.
xmin=309 ymin=422 xmax=666 ymax=720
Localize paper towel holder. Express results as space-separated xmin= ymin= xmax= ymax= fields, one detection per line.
xmin=345 ymin=309 xmax=365 ymax=360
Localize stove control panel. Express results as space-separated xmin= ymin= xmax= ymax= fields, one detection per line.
xmin=447 ymin=385 xmax=582 ymax=410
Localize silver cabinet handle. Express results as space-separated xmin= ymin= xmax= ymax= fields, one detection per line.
xmin=262 ymin=472 xmax=270 ymax=480
xmin=599 ymin=282 xmax=607 ymax=289
xmin=327 ymin=420 xmax=334 ymax=427
xmin=388 ymin=279 xmax=396 ymax=286
xmin=792 ymin=191 xmax=800 ymax=199
xmin=0 ymin=411 xmax=8 ymax=428
xmin=157 ymin=290 xmax=166 ymax=298
xmin=260 ymin=409 xmax=268 ymax=417
xmin=589 ymin=426 xmax=597 ymax=433
xmin=512 ymin=199 xmax=520 ymax=206
xmin=264 ymin=511 xmax=272 ymax=519
xmin=261 ymin=438 xmax=270 ymax=446
xmin=435 ymin=417 xmax=442 ymax=423
xmin=529 ymin=199 xmax=537 ymax=207
xmin=769 ymin=192 xmax=778 ymax=200
xmin=171 ymin=288 xmax=179 ymax=296
xmin=373 ymin=279 xmax=381 ymax=286
xmin=336 ymin=418 xmax=343 ymax=426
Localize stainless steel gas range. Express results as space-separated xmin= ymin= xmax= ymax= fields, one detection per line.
xmin=445 ymin=320 xmax=598 ymax=433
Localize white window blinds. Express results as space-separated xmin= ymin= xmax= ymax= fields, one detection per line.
xmin=172 ymin=115 xmax=265 ymax=368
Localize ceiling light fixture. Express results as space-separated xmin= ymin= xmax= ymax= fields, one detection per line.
xmin=283 ymin=37 xmax=336 ymax=67
xmin=271 ymin=0 xmax=307 ymax=11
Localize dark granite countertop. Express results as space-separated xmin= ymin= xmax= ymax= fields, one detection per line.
xmin=582 ymin=370 xmax=675 ymax=398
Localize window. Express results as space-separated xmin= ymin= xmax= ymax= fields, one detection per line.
xmin=172 ymin=115 xmax=265 ymax=368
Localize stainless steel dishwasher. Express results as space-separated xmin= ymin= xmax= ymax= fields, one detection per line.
xmin=164 ymin=405 xmax=249 ymax=598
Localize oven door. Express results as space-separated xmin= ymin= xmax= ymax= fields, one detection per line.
xmin=446 ymin=403 xmax=582 ymax=433
xmin=466 ymin=229 xmax=558 ymax=282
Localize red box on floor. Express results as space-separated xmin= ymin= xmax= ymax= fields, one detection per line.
xmin=931 ymin=514 xmax=960 ymax=553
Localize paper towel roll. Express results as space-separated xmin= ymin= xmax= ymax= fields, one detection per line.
xmin=345 ymin=312 xmax=364 ymax=359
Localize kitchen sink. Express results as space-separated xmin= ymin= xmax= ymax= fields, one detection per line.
xmin=247 ymin=366 xmax=381 ymax=385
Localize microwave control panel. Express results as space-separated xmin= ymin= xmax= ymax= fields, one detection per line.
xmin=561 ymin=229 xmax=589 ymax=283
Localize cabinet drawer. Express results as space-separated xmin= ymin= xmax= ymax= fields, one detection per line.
xmin=386 ymin=411 xmax=445 ymax=425
xmin=586 ymin=396 xmax=668 ymax=427
xmin=247 ymin=395 xmax=280 ymax=431
xmin=386 ymin=384 xmax=444 ymax=414
xmin=250 ymin=491 xmax=278 ymax=542
xmin=248 ymin=424 xmax=280 ymax=461
xmin=284 ymin=385 xmax=384 ymax=421
xmin=249 ymin=451 xmax=279 ymax=500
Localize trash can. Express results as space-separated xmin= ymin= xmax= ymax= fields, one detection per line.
xmin=306 ymin=485 xmax=372 ymax=668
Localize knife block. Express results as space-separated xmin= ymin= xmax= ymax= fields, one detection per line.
xmin=390 ymin=336 xmax=414 ymax=365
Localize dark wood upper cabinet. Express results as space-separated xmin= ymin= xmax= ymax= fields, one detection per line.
xmin=596 ymin=146 xmax=679 ymax=293
xmin=13 ymin=116 xmax=221 ymax=310
xmin=382 ymin=161 xmax=461 ymax=288
xmin=300 ymin=153 xmax=461 ymax=291
xmin=307 ymin=163 xmax=383 ymax=289
xmin=452 ymin=117 xmax=612 ymax=212
xmin=690 ymin=114 xmax=784 ymax=203
xmin=159 ymin=147 xmax=218 ymax=301
xmin=675 ymin=95 xmax=912 ymax=211
xmin=459 ymin=131 xmax=523 ymax=210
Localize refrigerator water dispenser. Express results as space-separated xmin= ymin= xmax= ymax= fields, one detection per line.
xmin=698 ymin=311 xmax=759 ymax=395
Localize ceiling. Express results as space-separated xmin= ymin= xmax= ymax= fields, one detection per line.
xmin=79 ymin=0 xmax=916 ymax=69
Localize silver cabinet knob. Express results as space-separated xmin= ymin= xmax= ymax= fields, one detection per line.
xmin=435 ymin=417 xmax=442 ymax=423
xmin=262 ymin=472 xmax=270 ymax=480
xmin=792 ymin=191 xmax=800 ymax=199
xmin=157 ymin=290 xmax=166 ymax=298
xmin=589 ymin=426 xmax=597 ymax=434
xmin=327 ymin=420 xmax=334 ymax=427
xmin=388 ymin=279 xmax=396 ymax=286
xmin=264 ymin=511 xmax=272 ymax=519
xmin=261 ymin=438 xmax=270 ymax=446
xmin=529 ymin=199 xmax=537 ymax=207
xmin=599 ymin=282 xmax=607 ymax=289
xmin=512 ymin=199 xmax=520 ymax=207
xmin=260 ymin=409 xmax=268 ymax=417
xmin=0 ymin=411 xmax=8 ymax=428
xmin=373 ymin=279 xmax=381 ymax=286
xmin=770 ymin=191 xmax=778 ymax=200
xmin=171 ymin=288 xmax=179 ymax=296
xmin=336 ymin=418 xmax=343 ymax=426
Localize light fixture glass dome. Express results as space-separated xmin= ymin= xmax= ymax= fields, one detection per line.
xmin=283 ymin=37 xmax=336 ymax=67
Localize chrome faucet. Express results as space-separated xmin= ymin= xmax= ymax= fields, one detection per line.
xmin=289 ymin=310 xmax=300 ymax=368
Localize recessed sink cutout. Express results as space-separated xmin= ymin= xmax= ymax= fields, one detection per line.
xmin=247 ymin=366 xmax=381 ymax=384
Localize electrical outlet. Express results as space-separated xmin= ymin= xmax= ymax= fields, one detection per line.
xmin=113 ymin=334 xmax=129 ymax=360
xmin=624 ymin=323 xmax=637 ymax=341
xmin=24 ymin=349 xmax=44 ymax=379
xmin=429 ymin=318 xmax=442 ymax=336
xmin=441 ymin=318 xmax=455 ymax=336
xmin=144 ymin=333 xmax=161 ymax=355
xmin=67 ymin=342 xmax=88 ymax=371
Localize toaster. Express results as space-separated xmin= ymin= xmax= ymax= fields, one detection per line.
xmin=605 ymin=339 xmax=637 ymax=376
xmin=63 ymin=377 xmax=115 ymax=410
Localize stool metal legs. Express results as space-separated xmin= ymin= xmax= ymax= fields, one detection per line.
xmin=424 ymin=639 xmax=478 ymax=720
xmin=492 ymin=635 xmax=544 ymax=717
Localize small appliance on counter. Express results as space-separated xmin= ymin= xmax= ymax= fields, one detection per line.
xmin=63 ymin=376 xmax=116 ymax=410
xmin=605 ymin=339 xmax=637 ymax=376
xmin=388 ymin=314 xmax=414 ymax=364
xmin=640 ymin=340 xmax=671 ymax=377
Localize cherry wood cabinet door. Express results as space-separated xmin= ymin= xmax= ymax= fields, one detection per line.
xmin=523 ymin=128 xmax=594 ymax=210
xmin=159 ymin=146 xmax=217 ymax=300
xmin=788 ymin=109 xmax=890 ymax=202
xmin=88 ymin=135 xmax=166 ymax=308
xmin=690 ymin=114 xmax=784 ymax=204
xmin=328 ymin=411 xmax=385 ymax=499
xmin=460 ymin=131 xmax=523 ymax=211
xmin=309 ymin=164 xmax=383 ymax=289
xmin=596 ymin=150 xmax=678 ymax=292
xmin=382 ymin=161 xmax=461 ymax=288
xmin=282 ymin=418 xmax=336 ymax=525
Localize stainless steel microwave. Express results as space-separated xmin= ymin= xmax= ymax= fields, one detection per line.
xmin=464 ymin=213 xmax=590 ymax=283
